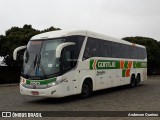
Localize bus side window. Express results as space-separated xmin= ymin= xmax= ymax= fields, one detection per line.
xmin=111 ymin=42 xmax=116 ymax=58
xmin=83 ymin=37 xmax=99 ymax=59
xmin=100 ymin=40 xmax=112 ymax=57
xmin=83 ymin=47 xmax=90 ymax=59
xmin=121 ymin=44 xmax=125 ymax=58
xmin=99 ymin=40 xmax=105 ymax=57
xmin=63 ymin=50 xmax=72 ymax=69
xmin=124 ymin=45 xmax=130 ymax=58
xmin=116 ymin=43 xmax=122 ymax=58
xmin=62 ymin=47 xmax=75 ymax=71
xmin=142 ymin=48 xmax=147 ymax=59
xmin=137 ymin=47 xmax=141 ymax=59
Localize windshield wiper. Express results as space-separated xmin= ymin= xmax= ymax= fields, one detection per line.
xmin=34 ymin=55 xmax=37 ymax=68
xmin=46 ymin=72 xmax=60 ymax=78
xmin=37 ymin=54 xmax=48 ymax=79
xmin=26 ymin=54 xmax=38 ymax=77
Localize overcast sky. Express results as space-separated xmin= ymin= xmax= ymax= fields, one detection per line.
xmin=0 ymin=0 xmax=160 ymax=40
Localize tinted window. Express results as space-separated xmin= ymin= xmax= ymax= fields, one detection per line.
xmin=83 ymin=37 xmax=99 ymax=59
xmin=142 ymin=48 xmax=147 ymax=59
xmin=66 ymin=35 xmax=85 ymax=61
xmin=137 ymin=47 xmax=141 ymax=59
xmin=83 ymin=37 xmax=146 ymax=60
xmin=116 ymin=43 xmax=122 ymax=58
xmin=129 ymin=46 xmax=137 ymax=59
xmin=111 ymin=42 xmax=116 ymax=58
xmin=63 ymin=50 xmax=72 ymax=69
xmin=62 ymin=36 xmax=85 ymax=72
xmin=121 ymin=44 xmax=129 ymax=58
xmin=99 ymin=40 xmax=112 ymax=57
xmin=137 ymin=47 xmax=147 ymax=59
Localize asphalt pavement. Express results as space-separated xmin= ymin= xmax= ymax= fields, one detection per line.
xmin=0 ymin=76 xmax=160 ymax=120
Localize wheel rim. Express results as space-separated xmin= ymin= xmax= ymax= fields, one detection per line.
xmin=131 ymin=76 xmax=135 ymax=87
xmin=136 ymin=76 xmax=140 ymax=85
xmin=82 ymin=84 xmax=89 ymax=95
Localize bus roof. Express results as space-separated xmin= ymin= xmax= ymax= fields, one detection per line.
xmin=31 ymin=30 xmax=145 ymax=48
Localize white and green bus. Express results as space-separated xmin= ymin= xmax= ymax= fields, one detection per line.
xmin=13 ymin=30 xmax=147 ymax=98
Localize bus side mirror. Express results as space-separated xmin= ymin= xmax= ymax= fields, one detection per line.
xmin=13 ymin=46 xmax=26 ymax=60
xmin=56 ymin=42 xmax=75 ymax=58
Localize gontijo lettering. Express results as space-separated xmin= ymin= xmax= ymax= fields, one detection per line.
xmin=98 ymin=61 xmax=115 ymax=68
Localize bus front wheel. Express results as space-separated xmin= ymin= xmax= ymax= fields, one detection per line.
xmin=80 ymin=81 xmax=92 ymax=98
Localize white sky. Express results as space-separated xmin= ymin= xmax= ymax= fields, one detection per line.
xmin=0 ymin=0 xmax=160 ymax=40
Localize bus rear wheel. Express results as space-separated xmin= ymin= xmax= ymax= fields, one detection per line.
xmin=135 ymin=74 xmax=141 ymax=86
xmin=130 ymin=75 xmax=136 ymax=88
xmin=80 ymin=81 xmax=92 ymax=98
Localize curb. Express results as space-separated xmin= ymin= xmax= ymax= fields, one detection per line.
xmin=0 ymin=83 xmax=19 ymax=87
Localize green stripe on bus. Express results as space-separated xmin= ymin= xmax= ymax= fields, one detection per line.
xmin=90 ymin=59 xmax=94 ymax=70
xmin=134 ymin=61 xmax=147 ymax=68
xmin=124 ymin=61 xmax=128 ymax=69
xmin=26 ymin=77 xmax=57 ymax=85
xmin=90 ymin=60 xmax=120 ymax=70
xmin=90 ymin=59 xmax=147 ymax=70
xmin=122 ymin=69 xmax=126 ymax=77
xmin=133 ymin=61 xmax=137 ymax=68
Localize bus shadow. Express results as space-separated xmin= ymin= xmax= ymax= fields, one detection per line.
xmin=27 ymin=84 xmax=147 ymax=104
xmin=92 ymin=84 xmax=146 ymax=97
xmin=27 ymin=95 xmax=81 ymax=104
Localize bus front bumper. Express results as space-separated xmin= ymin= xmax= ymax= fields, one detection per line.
xmin=20 ymin=84 xmax=65 ymax=98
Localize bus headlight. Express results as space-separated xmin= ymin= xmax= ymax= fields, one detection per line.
xmin=20 ymin=77 xmax=26 ymax=85
xmin=48 ymin=79 xmax=64 ymax=86
xmin=55 ymin=79 xmax=64 ymax=84
xmin=48 ymin=82 xmax=56 ymax=87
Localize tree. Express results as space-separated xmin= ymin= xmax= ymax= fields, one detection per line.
xmin=0 ymin=25 xmax=61 ymax=66
xmin=123 ymin=36 xmax=160 ymax=72
xmin=41 ymin=26 xmax=61 ymax=33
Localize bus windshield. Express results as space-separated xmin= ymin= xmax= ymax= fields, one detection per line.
xmin=23 ymin=38 xmax=65 ymax=79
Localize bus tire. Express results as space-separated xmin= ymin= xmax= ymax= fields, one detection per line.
xmin=130 ymin=74 xmax=136 ymax=88
xmin=80 ymin=80 xmax=92 ymax=98
xmin=136 ymin=74 xmax=141 ymax=86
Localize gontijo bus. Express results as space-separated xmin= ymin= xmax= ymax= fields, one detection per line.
xmin=13 ymin=30 xmax=147 ymax=98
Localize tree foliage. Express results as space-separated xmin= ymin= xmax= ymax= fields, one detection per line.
xmin=123 ymin=36 xmax=160 ymax=72
xmin=0 ymin=24 xmax=60 ymax=66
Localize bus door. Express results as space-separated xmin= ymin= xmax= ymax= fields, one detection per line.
xmin=62 ymin=71 xmax=75 ymax=96
xmin=73 ymin=70 xmax=80 ymax=94
xmin=61 ymin=47 xmax=76 ymax=95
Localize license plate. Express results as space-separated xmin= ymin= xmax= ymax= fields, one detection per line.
xmin=31 ymin=91 xmax=39 ymax=95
